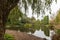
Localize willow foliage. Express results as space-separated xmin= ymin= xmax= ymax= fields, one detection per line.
xmin=19 ymin=0 xmax=57 ymax=16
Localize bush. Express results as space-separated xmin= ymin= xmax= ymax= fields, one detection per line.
xmin=4 ymin=34 xmax=14 ymax=40
xmin=56 ymin=29 xmax=60 ymax=35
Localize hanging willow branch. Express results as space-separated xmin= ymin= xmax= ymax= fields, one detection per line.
xmin=19 ymin=0 xmax=57 ymax=16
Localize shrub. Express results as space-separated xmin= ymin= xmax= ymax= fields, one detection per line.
xmin=4 ymin=34 xmax=14 ymax=40
xmin=56 ymin=29 xmax=60 ymax=35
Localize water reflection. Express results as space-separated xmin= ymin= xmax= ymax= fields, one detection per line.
xmin=33 ymin=30 xmax=51 ymax=40
xmin=28 ymin=30 xmax=55 ymax=40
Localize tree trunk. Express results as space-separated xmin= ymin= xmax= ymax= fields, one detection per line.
xmin=0 ymin=0 xmax=19 ymax=40
xmin=0 ymin=8 xmax=5 ymax=40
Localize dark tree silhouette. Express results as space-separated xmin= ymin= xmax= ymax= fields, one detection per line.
xmin=0 ymin=0 xmax=19 ymax=40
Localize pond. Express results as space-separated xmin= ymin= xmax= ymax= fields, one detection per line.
xmin=28 ymin=30 xmax=55 ymax=40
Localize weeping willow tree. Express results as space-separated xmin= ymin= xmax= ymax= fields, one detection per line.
xmin=0 ymin=0 xmax=57 ymax=40
xmin=19 ymin=0 xmax=57 ymax=16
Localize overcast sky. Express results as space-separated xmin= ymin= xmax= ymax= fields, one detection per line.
xmin=20 ymin=0 xmax=60 ymax=20
xmin=50 ymin=0 xmax=60 ymax=20
xmin=26 ymin=0 xmax=60 ymax=20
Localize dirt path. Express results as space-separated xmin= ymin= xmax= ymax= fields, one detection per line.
xmin=5 ymin=30 xmax=45 ymax=40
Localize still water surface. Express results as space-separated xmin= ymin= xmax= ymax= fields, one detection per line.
xmin=28 ymin=30 xmax=55 ymax=40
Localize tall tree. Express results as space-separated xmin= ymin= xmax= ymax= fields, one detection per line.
xmin=40 ymin=16 xmax=50 ymax=36
xmin=55 ymin=9 xmax=60 ymax=24
xmin=43 ymin=16 xmax=49 ymax=25
xmin=0 ymin=0 xmax=19 ymax=40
